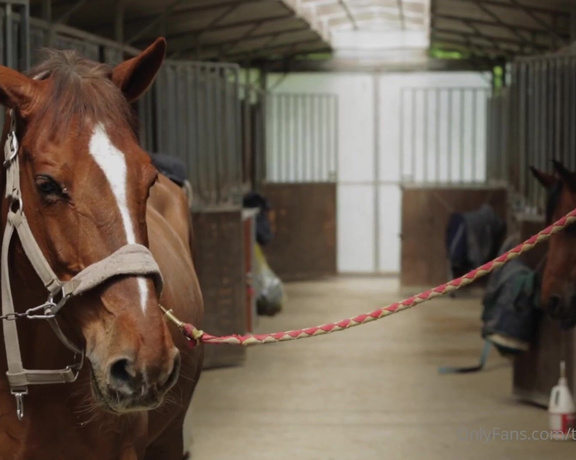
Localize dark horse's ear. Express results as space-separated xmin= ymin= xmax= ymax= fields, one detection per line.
xmin=530 ymin=166 xmax=557 ymax=190
xmin=0 ymin=66 xmax=43 ymax=116
xmin=552 ymin=160 xmax=576 ymax=192
xmin=112 ymin=37 xmax=166 ymax=103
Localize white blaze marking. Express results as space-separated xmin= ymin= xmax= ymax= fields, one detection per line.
xmin=89 ymin=124 xmax=148 ymax=312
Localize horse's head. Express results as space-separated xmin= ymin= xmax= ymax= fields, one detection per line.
xmin=531 ymin=161 xmax=576 ymax=328
xmin=0 ymin=39 xmax=180 ymax=412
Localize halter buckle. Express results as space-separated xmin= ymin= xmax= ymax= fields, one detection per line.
xmin=11 ymin=388 xmax=27 ymax=421
xmin=3 ymin=131 xmax=18 ymax=168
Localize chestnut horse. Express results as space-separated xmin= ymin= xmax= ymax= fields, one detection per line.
xmin=531 ymin=160 xmax=576 ymax=328
xmin=0 ymin=38 xmax=203 ymax=459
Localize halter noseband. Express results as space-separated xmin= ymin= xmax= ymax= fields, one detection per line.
xmin=1 ymin=110 xmax=164 ymax=421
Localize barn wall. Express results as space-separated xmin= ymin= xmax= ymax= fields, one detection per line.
xmin=268 ymin=71 xmax=491 ymax=275
xmin=400 ymin=185 xmax=508 ymax=288
xmin=261 ymin=183 xmax=337 ymax=281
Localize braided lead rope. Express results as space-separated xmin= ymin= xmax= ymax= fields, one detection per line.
xmin=180 ymin=208 xmax=576 ymax=347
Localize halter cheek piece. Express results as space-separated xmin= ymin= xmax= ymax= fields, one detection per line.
xmin=1 ymin=110 xmax=164 ymax=421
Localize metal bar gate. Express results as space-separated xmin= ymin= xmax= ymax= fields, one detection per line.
xmin=487 ymin=51 xmax=576 ymax=213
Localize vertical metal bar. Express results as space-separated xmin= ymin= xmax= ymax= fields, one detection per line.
xmin=373 ymin=74 xmax=380 ymax=272
xmin=286 ymin=94 xmax=291 ymax=182
xmin=571 ymin=59 xmax=576 ymax=173
xmin=20 ymin=2 xmax=30 ymax=70
xmin=318 ymin=95 xmax=324 ymax=181
xmin=447 ymin=89 xmax=452 ymax=183
xmin=194 ymin=66 xmax=204 ymax=203
xmin=5 ymin=4 xmax=13 ymax=69
xmin=323 ymin=95 xmax=329 ymax=181
xmin=277 ymin=94 xmax=283 ymax=182
xmin=472 ymin=89 xmax=477 ymax=182
xmin=294 ymin=95 xmax=306 ymax=182
xmin=311 ymin=95 xmax=318 ymax=181
xmin=234 ymin=66 xmax=242 ymax=199
xmin=435 ymin=88 xmax=440 ymax=183
xmin=184 ymin=67 xmax=193 ymax=183
xmin=563 ymin=57 xmax=570 ymax=171
xmin=279 ymin=94 xmax=286 ymax=182
xmin=520 ymin=64 xmax=532 ymax=201
xmin=399 ymin=89 xmax=404 ymax=183
xmin=423 ymin=88 xmax=428 ymax=182
xmin=411 ymin=89 xmax=417 ymax=182
xmin=217 ymin=67 xmax=225 ymax=203
xmin=459 ymin=89 xmax=465 ymax=183
xmin=334 ymin=94 xmax=339 ymax=182
xmin=537 ymin=59 xmax=544 ymax=193
xmin=486 ymin=92 xmax=492 ymax=183
xmin=306 ymin=95 xmax=312 ymax=182
xmin=555 ymin=59 xmax=562 ymax=167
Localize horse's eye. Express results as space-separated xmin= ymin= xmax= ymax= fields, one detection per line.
xmin=35 ymin=175 xmax=64 ymax=198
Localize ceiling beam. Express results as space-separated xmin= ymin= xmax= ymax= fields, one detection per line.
xmin=464 ymin=19 xmax=517 ymax=55
xmin=432 ymin=35 xmax=515 ymax=58
xmin=434 ymin=13 xmax=569 ymax=38
xmin=219 ymin=22 xmax=263 ymax=58
xmin=202 ymin=34 xmax=326 ymax=59
xmin=468 ymin=0 xmax=533 ymax=46
xmin=124 ymin=0 xmax=188 ymax=45
xmin=54 ymin=0 xmax=88 ymax=24
xmin=102 ymin=0 xmax=277 ymax=29
xmin=397 ymin=0 xmax=405 ymax=30
xmin=208 ymin=38 xmax=325 ymax=60
xmin=337 ymin=0 xmax=359 ymax=30
xmin=189 ymin=25 xmax=310 ymax=52
xmin=147 ymin=12 xmax=297 ymax=46
xmin=455 ymin=0 xmax=570 ymax=17
xmin=432 ymin=26 xmax=548 ymax=50
xmin=168 ymin=7 xmax=304 ymax=59
xmin=507 ymin=0 xmax=566 ymax=44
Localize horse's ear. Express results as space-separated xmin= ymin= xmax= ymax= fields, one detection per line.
xmin=112 ymin=37 xmax=166 ymax=103
xmin=530 ymin=166 xmax=557 ymax=190
xmin=0 ymin=66 xmax=41 ymax=114
xmin=552 ymin=160 xmax=576 ymax=192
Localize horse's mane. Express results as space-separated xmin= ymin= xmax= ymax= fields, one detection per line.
xmin=28 ymin=49 xmax=136 ymax=136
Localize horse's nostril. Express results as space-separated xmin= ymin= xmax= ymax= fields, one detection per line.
xmin=108 ymin=358 xmax=137 ymax=393
xmin=163 ymin=352 xmax=181 ymax=390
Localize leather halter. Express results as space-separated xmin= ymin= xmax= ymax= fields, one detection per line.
xmin=1 ymin=110 xmax=164 ymax=420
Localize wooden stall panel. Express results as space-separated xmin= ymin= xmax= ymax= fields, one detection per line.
xmin=192 ymin=209 xmax=246 ymax=369
xmin=401 ymin=186 xmax=507 ymax=288
xmin=513 ymin=215 xmax=576 ymax=406
xmin=261 ymin=183 xmax=337 ymax=281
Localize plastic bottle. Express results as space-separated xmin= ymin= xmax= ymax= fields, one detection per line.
xmin=549 ymin=361 xmax=576 ymax=441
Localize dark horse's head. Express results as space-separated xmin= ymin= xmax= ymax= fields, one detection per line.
xmin=531 ymin=161 xmax=576 ymax=328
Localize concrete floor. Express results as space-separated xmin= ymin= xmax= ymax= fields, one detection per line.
xmin=186 ymin=277 xmax=574 ymax=459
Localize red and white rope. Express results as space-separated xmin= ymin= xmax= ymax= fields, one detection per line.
xmin=181 ymin=207 xmax=576 ymax=347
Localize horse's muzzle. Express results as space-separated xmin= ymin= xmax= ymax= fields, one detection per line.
xmin=546 ymin=294 xmax=576 ymax=329
xmin=92 ymin=349 xmax=181 ymax=412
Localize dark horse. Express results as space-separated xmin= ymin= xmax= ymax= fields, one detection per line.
xmin=0 ymin=38 xmax=203 ymax=459
xmin=531 ymin=160 xmax=576 ymax=328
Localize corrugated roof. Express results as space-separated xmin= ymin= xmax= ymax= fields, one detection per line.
xmin=29 ymin=0 xmax=331 ymax=62
xmin=430 ymin=0 xmax=574 ymax=59
xmin=28 ymin=0 xmax=574 ymax=65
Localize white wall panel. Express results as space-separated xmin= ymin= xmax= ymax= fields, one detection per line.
xmin=337 ymin=184 xmax=375 ymax=273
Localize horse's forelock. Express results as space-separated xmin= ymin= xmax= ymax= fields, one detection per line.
xmin=26 ymin=49 xmax=137 ymax=137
